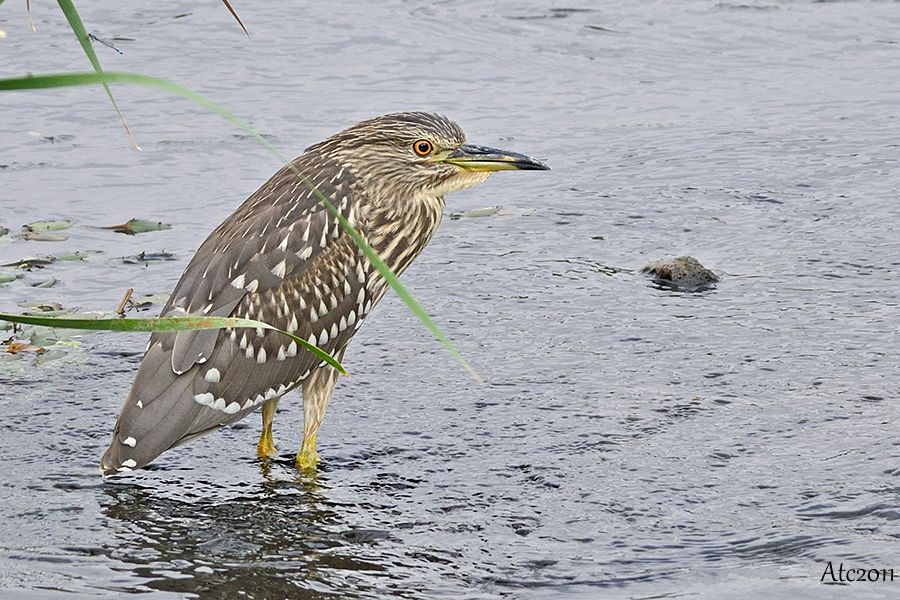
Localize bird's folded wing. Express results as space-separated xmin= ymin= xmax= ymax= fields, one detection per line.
xmin=160 ymin=156 xmax=361 ymax=374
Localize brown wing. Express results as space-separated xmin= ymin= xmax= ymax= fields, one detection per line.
xmin=100 ymin=156 xmax=379 ymax=475
xmin=165 ymin=157 xmax=359 ymax=374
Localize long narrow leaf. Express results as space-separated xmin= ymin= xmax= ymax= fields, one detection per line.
xmin=56 ymin=0 xmax=139 ymax=148
xmin=0 ymin=313 xmax=347 ymax=375
xmin=221 ymin=0 xmax=249 ymax=37
xmin=0 ymin=72 xmax=277 ymax=164
xmin=27 ymin=0 xmax=36 ymax=32
xmin=318 ymin=196 xmax=482 ymax=381
xmin=0 ymin=71 xmax=479 ymax=380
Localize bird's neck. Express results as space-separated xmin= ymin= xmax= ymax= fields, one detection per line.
xmin=365 ymin=193 xmax=445 ymax=278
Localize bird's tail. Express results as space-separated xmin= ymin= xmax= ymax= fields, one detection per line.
xmin=100 ymin=340 xmax=201 ymax=476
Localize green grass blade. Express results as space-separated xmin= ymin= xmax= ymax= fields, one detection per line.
xmin=55 ymin=0 xmax=139 ymax=148
xmin=0 ymin=72 xmax=283 ymax=165
xmin=0 ymin=312 xmax=347 ymax=375
xmin=0 ymin=71 xmax=479 ymax=380
xmin=317 ymin=195 xmax=482 ymax=382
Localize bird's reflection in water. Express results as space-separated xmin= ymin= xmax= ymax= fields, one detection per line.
xmin=101 ymin=460 xmax=396 ymax=599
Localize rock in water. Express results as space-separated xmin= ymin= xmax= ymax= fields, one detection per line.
xmin=641 ymin=256 xmax=718 ymax=292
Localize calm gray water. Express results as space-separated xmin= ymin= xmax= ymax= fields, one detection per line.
xmin=1 ymin=1 xmax=899 ymax=598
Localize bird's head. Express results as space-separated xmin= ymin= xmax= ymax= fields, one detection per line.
xmin=306 ymin=112 xmax=549 ymax=200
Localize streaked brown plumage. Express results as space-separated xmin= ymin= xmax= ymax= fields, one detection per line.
xmin=101 ymin=112 xmax=548 ymax=476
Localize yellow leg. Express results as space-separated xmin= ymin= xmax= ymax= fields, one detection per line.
xmin=296 ymin=433 xmax=319 ymax=471
xmin=256 ymin=398 xmax=280 ymax=459
xmin=295 ymin=348 xmax=345 ymax=471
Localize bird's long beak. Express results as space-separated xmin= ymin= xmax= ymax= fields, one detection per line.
xmin=441 ymin=143 xmax=550 ymax=172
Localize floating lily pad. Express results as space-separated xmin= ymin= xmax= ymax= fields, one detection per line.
xmin=19 ymin=302 xmax=66 ymax=315
xmin=101 ymin=218 xmax=172 ymax=235
xmin=31 ymin=277 xmax=58 ymax=288
xmin=449 ymin=206 xmax=501 ymax=220
xmin=55 ymin=250 xmax=91 ymax=261
xmin=127 ymin=292 xmax=171 ymax=312
xmin=2 ymin=256 xmax=55 ymax=269
xmin=3 ymin=340 xmax=45 ymax=355
xmin=23 ymin=230 xmax=68 ymax=242
xmin=121 ymin=251 xmax=176 ymax=265
xmin=24 ymin=219 xmax=72 ymax=232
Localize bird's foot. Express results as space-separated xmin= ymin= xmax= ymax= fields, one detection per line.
xmin=256 ymin=430 xmax=278 ymax=459
xmin=295 ymin=435 xmax=319 ymax=472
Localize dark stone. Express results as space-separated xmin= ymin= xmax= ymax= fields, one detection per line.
xmin=641 ymin=256 xmax=719 ymax=292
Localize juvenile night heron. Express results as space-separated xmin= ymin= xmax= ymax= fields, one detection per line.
xmin=100 ymin=112 xmax=548 ymax=476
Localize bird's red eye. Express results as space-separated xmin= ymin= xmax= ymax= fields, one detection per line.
xmin=413 ymin=139 xmax=433 ymax=157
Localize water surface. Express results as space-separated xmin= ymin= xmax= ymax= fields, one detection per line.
xmin=1 ymin=1 xmax=899 ymax=598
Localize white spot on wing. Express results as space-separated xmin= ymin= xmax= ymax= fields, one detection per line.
xmin=287 ymin=340 xmax=297 ymax=357
xmin=122 ymin=437 xmax=136 ymax=447
xmin=257 ymin=347 xmax=267 ymax=364
xmin=213 ymin=397 xmax=227 ymax=411
xmin=298 ymin=246 xmax=312 ymax=260
xmin=272 ymin=259 xmax=287 ymax=279
xmin=231 ymin=274 xmax=246 ymax=289
xmin=136 ymin=400 xmax=144 ymax=409
xmin=205 ymin=368 xmax=221 ymax=383
xmin=193 ymin=392 xmax=215 ymax=406
xmin=246 ymin=279 xmax=259 ymax=293
xmin=224 ymin=402 xmax=241 ymax=414
xmin=121 ymin=459 xmax=137 ymax=468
